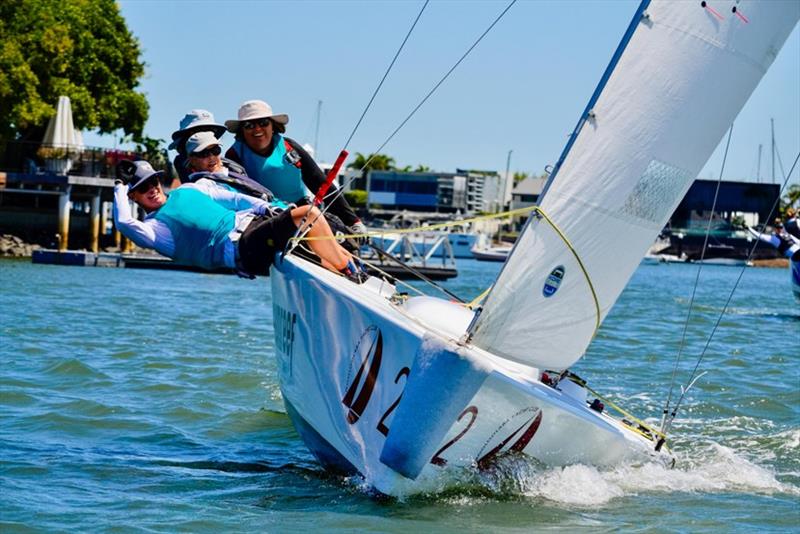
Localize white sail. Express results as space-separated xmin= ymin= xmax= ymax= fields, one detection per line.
xmin=468 ymin=0 xmax=799 ymax=370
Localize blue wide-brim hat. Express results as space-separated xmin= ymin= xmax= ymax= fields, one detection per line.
xmin=168 ymin=109 xmax=226 ymax=150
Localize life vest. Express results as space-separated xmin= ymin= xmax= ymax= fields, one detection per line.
xmin=153 ymin=187 xmax=235 ymax=270
xmin=233 ymin=134 xmax=310 ymax=203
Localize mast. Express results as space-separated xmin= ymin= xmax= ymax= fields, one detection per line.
xmin=757 ymin=143 xmax=762 ymax=183
xmin=771 ymin=117 xmax=775 ymax=184
xmin=314 ymin=100 xmax=322 ymax=161
xmin=502 ymin=149 xmax=513 ymax=210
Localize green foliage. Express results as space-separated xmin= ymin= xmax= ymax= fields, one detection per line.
xmin=779 ymin=183 xmax=799 ymax=218
xmin=344 ymin=189 xmax=368 ymax=208
xmin=135 ymin=136 xmax=167 ymax=169
xmin=346 ymin=153 xmax=396 ymax=172
xmin=0 ymin=0 xmax=148 ymax=144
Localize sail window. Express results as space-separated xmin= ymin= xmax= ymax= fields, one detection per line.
xmin=619 ymin=159 xmax=692 ymax=226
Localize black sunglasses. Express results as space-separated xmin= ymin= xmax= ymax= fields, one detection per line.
xmin=131 ymin=176 xmax=160 ymax=193
xmin=191 ymin=145 xmax=222 ymax=158
xmin=243 ymin=118 xmax=272 ymax=130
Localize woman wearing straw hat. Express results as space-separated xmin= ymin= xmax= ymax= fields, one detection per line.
xmin=224 ymin=100 xmax=367 ymax=239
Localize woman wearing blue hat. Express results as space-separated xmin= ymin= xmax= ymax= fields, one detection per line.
xmin=169 ymin=109 xmax=242 ymax=183
xmin=224 ymin=100 xmax=367 ymax=241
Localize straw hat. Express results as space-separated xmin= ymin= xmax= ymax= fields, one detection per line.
xmin=225 ymin=100 xmax=289 ymax=132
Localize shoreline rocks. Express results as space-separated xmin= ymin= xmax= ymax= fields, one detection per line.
xmin=0 ymin=234 xmax=41 ymax=257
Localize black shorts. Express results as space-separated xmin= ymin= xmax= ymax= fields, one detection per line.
xmin=238 ymin=211 xmax=297 ymax=275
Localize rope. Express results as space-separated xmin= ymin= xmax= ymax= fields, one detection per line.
xmin=349 ymin=0 xmax=518 ymax=176
xmin=582 ymin=382 xmax=667 ymax=443
xmin=342 ymin=0 xmax=429 ymax=151
xmin=662 ymin=150 xmax=800 ymax=438
xmin=290 ymin=205 xmax=537 ymax=242
xmin=660 ymin=125 xmax=734 ymax=433
xmin=290 ymin=203 xmax=602 ymax=337
xmin=290 ymin=0 xmax=519 ymax=253
xmin=366 ymin=243 xmax=464 ymax=302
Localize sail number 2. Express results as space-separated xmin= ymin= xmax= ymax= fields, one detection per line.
xmin=342 ymin=326 xmax=542 ymax=469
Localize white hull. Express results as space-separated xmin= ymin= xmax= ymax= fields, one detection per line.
xmin=271 ymin=257 xmax=670 ymax=496
xmin=471 ymin=245 xmax=512 ymax=262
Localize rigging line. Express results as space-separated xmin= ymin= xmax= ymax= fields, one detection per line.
xmin=664 ymin=150 xmax=800 ymax=438
xmin=342 ymin=0 xmax=429 ymax=151
xmin=355 ymin=0 xmax=517 ymax=175
xmin=367 ymin=244 xmax=464 ymax=302
xmin=286 ymin=0 xmax=517 ymax=271
xmin=304 ymin=0 xmax=518 ymax=227
xmin=660 ymin=125 xmax=735 ymax=433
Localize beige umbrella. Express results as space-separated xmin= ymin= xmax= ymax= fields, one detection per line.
xmin=41 ymin=96 xmax=84 ymax=173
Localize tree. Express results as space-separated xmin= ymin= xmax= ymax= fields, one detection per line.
xmin=344 ymin=189 xmax=368 ymax=208
xmin=0 ymin=0 xmax=148 ymax=145
xmin=346 ymin=153 xmax=396 ymax=173
xmin=779 ymin=183 xmax=800 ymax=218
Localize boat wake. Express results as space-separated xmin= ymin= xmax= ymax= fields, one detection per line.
xmin=342 ymin=440 xmax=798 ymax=505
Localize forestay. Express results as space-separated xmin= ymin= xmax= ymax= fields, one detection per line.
xmin=468 ymin=0 xmax=799 ymax=370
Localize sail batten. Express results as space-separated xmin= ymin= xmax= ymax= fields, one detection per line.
xmin=468 ymin=0 xmax=799 ymax=370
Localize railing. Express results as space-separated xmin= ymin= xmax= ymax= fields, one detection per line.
xmin=0 ymin=140 xmax=171 ymax=179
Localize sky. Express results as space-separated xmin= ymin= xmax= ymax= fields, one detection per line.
xmin=85 ymin=0 xmax=800 ymax=186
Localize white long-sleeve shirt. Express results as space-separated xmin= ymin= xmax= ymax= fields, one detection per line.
xmin=113 ymin=178 xmax=273 ymax=267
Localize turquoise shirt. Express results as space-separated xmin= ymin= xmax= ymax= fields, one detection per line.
xmin=153 ymin=188 xmax=236 ymax=270
xmin=233 ymin=134 xmax=309 ymax=203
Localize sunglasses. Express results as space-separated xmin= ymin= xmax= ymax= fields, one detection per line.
xmin=242 ymin=118 xmax=272 ymax=130
xmin=131 ymin=176 xmax=160 ymax=193
xmin=191 ymin=145 xmax=222 ymax=158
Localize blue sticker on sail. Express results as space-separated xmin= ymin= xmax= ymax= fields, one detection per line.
xmin=543 ymin=266 xmax=565 ymax=297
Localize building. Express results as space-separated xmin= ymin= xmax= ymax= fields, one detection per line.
xmin=362 ymin=168 xmax=509 ymax=215
xmin=366 ymin=170 xmax=468 ymax=213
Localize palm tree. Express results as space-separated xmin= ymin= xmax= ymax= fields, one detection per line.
xmin=346 ymin=152 xmax=396 ymax=173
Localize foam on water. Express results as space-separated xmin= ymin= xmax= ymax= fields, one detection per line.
xmin=392 ymin=436 xmax=800 ymax=507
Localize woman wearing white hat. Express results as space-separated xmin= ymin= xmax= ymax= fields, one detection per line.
xmin=225 ymin=100 xmax=366 ymax=238
xmin=169 ymin=109 xmax=244 ymax=183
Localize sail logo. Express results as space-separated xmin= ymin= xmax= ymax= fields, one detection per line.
xmin=543 ymin=266 xmax=565 ymax=297
xmin=273 ymin=304 xmax=297 ymax=358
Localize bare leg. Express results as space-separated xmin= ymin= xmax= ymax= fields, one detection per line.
xmin=291 ymin=206 xmax=352 ymax=271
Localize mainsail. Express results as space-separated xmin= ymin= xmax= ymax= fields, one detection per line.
xmin=468 ymin=0 xmax=799 ymax=370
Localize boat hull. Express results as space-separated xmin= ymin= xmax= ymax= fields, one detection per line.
xmin=270 ymin=256 xmax=668 ymax=495
xmin=791 ymin=259 xmax=800 ymax=302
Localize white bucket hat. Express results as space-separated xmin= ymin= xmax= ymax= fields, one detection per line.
xmin=185 ymin=131 xmax=222 ymax=155
xmin=168 ymin=109 xmax=226 ymax=150
xmin=225 ymin=100 xmax=289 ymax=133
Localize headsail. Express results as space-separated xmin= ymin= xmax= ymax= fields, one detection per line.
xmin=468 ymin=0 xmax=799 ymax=370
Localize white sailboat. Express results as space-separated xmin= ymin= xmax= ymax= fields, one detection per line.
xmin=270 ymin=0 xmax=799 ymax=496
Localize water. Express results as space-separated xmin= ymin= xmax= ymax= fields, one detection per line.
xmin=1 ymin=258 xmax=798 ymax=532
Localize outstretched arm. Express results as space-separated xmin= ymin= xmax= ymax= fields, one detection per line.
xmin=113 ymin=183 xmax=158 ymax=249
xmin=184 ymin=180 xmax=272 ymax=215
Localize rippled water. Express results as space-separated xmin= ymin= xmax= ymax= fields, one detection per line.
xmin=1 ymin=257 xmax=798 ymax=532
